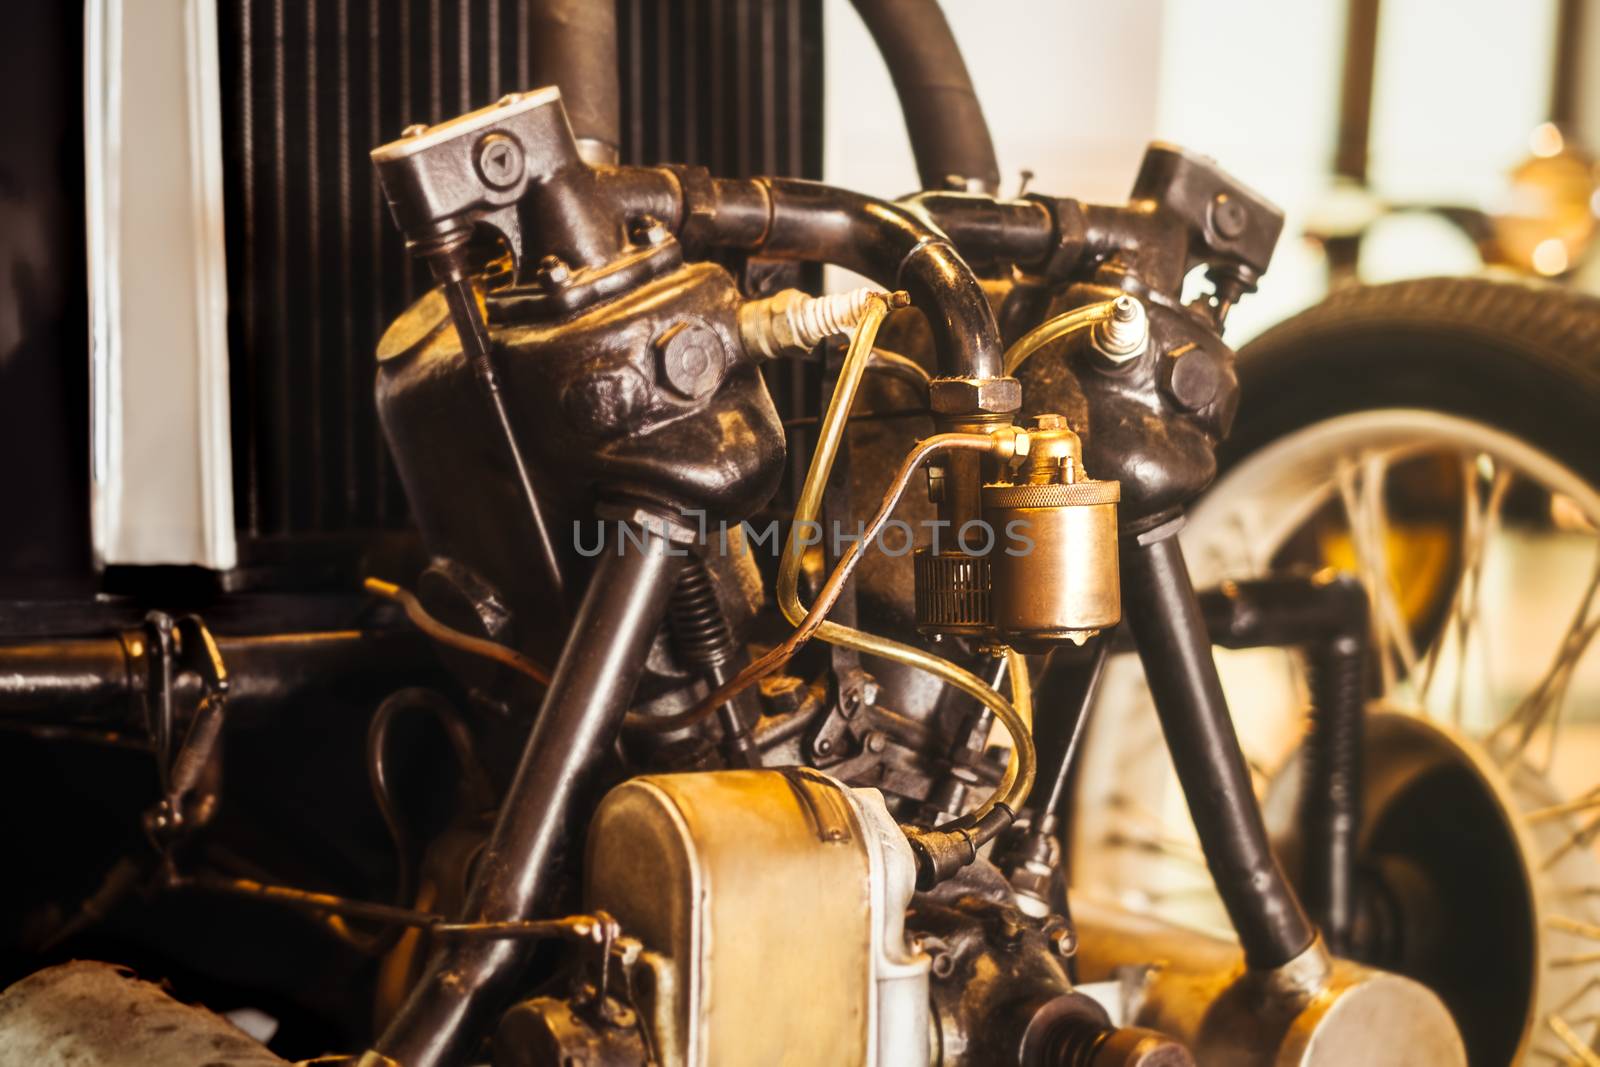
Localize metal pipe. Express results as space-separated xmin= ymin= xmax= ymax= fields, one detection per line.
xmin=849 ymin=0 xmax=1001 ymax=194
xmin=370 ymin=516 xmax=687 ymax=1067
xmin=614 ymin=168 xmax=1006 ymax=382
xmin=1120 ymin=521 xmax=1317 ymax=970
xmin=754 ymin=178 xmax=1005 ymax=380
xmin=527 ymin=0 xmax=620 ymax=166
xmin=1196 ymin=572 xmax=1370 ymax=952
xmin=0 ymin=629 xmax=432 ymax=722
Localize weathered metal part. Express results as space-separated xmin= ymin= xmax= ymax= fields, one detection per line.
xmin=983 ymin=421 xmax=1121 ymax=650
xmin=0 ymin=628 xmax=433 ymax=728
xmin=0 ymin=962 xmax=286 ymax=1067
xmin=493 ymin=996 xmax=648 ymax=1067
xmin=1121 ymin=521 xmax=1316 ymax=970
xmin=585 ymin=769 xmax=929 ymax=1067
xmin=1073 ymin=899 xmax=1466 ymax=1067
xmin=371 ymin=521 xmax=689 ymax=1067
xmin=1261 ymin=711 xmax=1596 ymax=1067
xmin=910 ymin=862 xmax=1175 ymax=1067
xmin=1198 ymin=571 xmax=1371 ymax=953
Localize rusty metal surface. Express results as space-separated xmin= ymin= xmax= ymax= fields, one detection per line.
xmin=0 ymin=962 xmax=287 ymax=1067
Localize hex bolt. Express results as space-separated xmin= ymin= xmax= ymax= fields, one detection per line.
xmin=536 ymin=255 xmax=571 ymax=292
xmin=653 ymin=320 xmax=726 ymax=400
xmin=1163 ymin=343 xmax=1223 ymax=412
xmin=476 ymin=133 xmax=525 ymax=190
xmin=1092 ymin=295 xmax=1149 ymax=364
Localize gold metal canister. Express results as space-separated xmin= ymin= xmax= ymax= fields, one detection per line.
xmin=983 ymin=478 xmax=1120 ymax=648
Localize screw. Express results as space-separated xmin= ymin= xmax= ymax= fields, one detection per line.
xmin=497 ymin=92 xmax=522 ymax=108
xmin=402 ymin=123 xmax=428 ymax=138
xmin=815 ymin=737 xmax=833 ymax=756
xmin=866 ymin=732 xmax=887 ymax=754
xmin=1030 ymin=413 xmax=1069 ymax=431
xmin=536 ymin=255 xmax=571 ymax=291
xmin=476 ymin=133 xmax=524 ymax=189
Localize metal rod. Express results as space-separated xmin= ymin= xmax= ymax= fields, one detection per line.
xmin=1029 ymin=635 xmax=1113 ymax=829
xmin=1120 ymin=521 xmax=1317 ymax=970
xmin=1196 ymin=572 xmax=1370 ymax=952
xmin=371 ymin=515 xmax=687 ymax=1067
xmin=425 ymin=242 xmax=568 ymax=614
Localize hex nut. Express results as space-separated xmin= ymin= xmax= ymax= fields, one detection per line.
xmin=654 ymin=319 xmax=726 ymax=400
xmin=928 ymin=375 xmax=1022 ymax=415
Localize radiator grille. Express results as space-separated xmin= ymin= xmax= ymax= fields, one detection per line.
xmin=218 ymin=0 xmax=824 ymax=559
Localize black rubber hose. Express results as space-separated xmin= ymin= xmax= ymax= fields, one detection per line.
xmin=1121 ymin=523 xmax=1317 ymax=970
xmin=528 ymin=0 xmax=620 ymax=164
xmin=849 ymin=0 xmax=1000 ymax=193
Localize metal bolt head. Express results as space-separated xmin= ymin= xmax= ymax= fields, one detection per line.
xmin=402 ymin=123 xmax=428 ymax=138
xmin=758 ymin=674 xmax=807 ymax=714
xmin=536 ymin=254 xmax=571 ymax=291
xmin=1163 ymin=344 xmax=1224 ymax=413
xmin=497 ymin=92 xmax=522 ymax=108
xmin=1210 ymin=192 xmax=1248 ymax=240
xmin=1030 ymin=413 xmax=1069 ymax=432
xmin=866 ymin=731 xmax=887 ymax=753
xmin=654 ymin=319 xmax=726 ymax=400
xmin=476 ymin=132 xmax=525 ymax=190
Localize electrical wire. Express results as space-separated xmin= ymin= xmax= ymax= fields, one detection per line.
xmin=670 ymin=292 xmax=1036 ymax=822
xmin=364 ymin=577 xmax=551 ymax=687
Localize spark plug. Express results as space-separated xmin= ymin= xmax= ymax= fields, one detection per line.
xmin=737 ymin=286 xmax=886 ymax=361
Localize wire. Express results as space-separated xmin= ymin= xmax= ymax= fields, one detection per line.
xmin=1002 ymin=299 xmax=1119 ymax=375
xmin=366 ymin=688 xmax=495 ymax=917
xmin=364 ymin=577 xmax=551 ymax=687
xmin=670 ymin=292 xmax=1036 ymax=823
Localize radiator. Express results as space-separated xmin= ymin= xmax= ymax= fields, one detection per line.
xmin=217 ymin=0 xmax=824 ymax=561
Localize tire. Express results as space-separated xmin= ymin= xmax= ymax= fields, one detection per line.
xmin=1224 ymin=276 xmax=1600 ymax=488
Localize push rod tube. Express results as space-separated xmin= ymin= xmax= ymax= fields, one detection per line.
xmin=528 ymin=0 xmax=621 ymax=166
xmin=1120 ymin=521 xmax=1317 ymax=970
xmin=849 ymin=0 xmax=1001 ymax=194
xmin=370 ymin=517 xmax=688 ymax=1067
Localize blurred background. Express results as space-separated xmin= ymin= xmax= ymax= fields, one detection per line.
xmin=826 ymin=0 xmax=1600 ymax=341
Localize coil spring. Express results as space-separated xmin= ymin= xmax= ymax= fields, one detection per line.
xmin=668 ymin=558 xmax=737 ymax=673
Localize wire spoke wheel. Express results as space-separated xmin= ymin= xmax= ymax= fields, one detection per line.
xmin=1072 ymin=277 xmax=1600 ymax=1067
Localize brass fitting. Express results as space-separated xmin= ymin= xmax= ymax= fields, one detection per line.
xmin=982 ymin=413 xmax=1121 ymax=650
